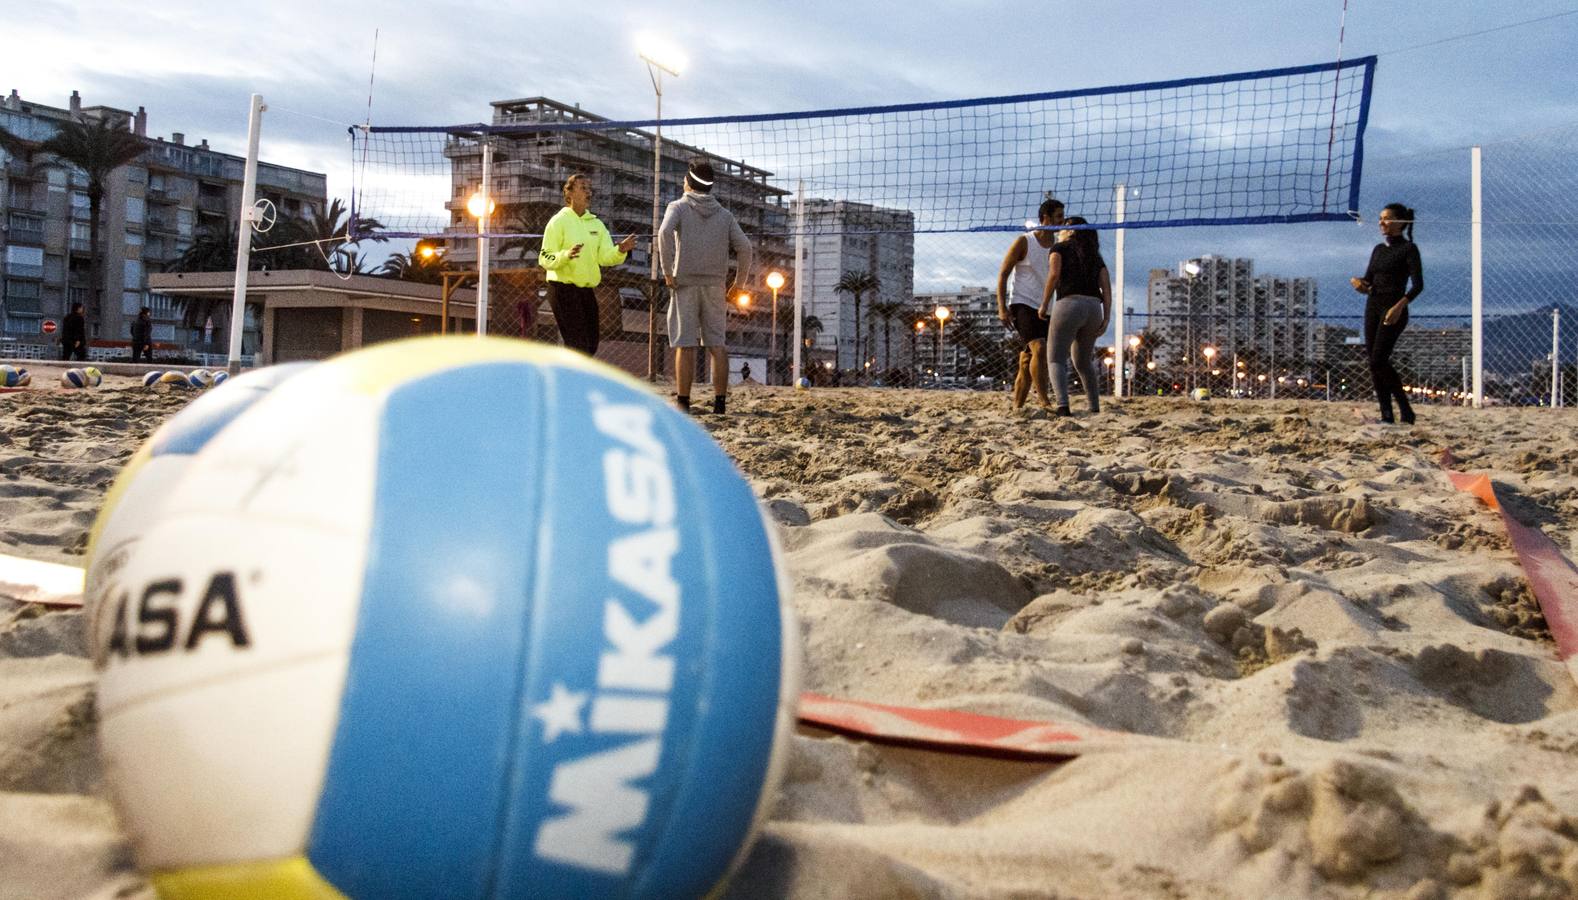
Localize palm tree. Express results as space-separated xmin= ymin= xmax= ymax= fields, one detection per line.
xmin=497 ymin=209 xmax=548 ymax=263
xmin=835 ymin=271 xmax=880 ymax=371
xmin=379 ymin=250 xmax=445 ymax=284
xmin=272 ymin=197 xmax=385 ymax=272
xmin=868 ymin=300 xmax=904 ymax=372
xmin=37 ymin=116 xmax=147 ymax=329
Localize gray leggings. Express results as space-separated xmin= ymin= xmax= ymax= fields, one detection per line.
xmin=1047 ymin=296 xmax=1104 ymax=410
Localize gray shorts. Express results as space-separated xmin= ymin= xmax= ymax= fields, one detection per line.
xmin=667 ymin=284 xmax=727 ymax=348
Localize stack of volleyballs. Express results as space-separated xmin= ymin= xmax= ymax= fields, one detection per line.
xmin=1 ymin=364 xmax=31 ymax=388
xmin=142 ymin=370 xmax=226 ymax=389
xmin=84 ymin=335 xmax=799 ymax=899
xmin=61 ymin=366 xmax=103 ymax=388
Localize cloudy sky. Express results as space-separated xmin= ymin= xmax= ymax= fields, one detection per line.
xmin=7 ymin=0 xmax=1577 ymax=325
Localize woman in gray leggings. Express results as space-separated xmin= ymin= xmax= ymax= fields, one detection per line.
xmin=1037 ymin=217 xmax=1112 ymax=415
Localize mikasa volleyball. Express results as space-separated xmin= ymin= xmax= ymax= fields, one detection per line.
xmin=84 ymin=336 xmax=799 ymax=899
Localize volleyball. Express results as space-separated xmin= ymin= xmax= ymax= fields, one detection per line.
xmin=1191 ymin=387 xmax=1212 ymax=401
xmin=83 ymin=336 xmax=798 ymax=899
xmin=211 ymin=370 xmax=230 ymax=386
xmin=1 ymin=364 xmax=29 ymax=388
xmin=157 ymin=371 xmax=191 ymax=387
xmin=187 ymin=368 xmax=213 ymax=388
xmin=142 ymin=371 xmax=165 ymax=387
xmin=796 ymin=377 xmax=811 ymax=390
xmin=61 ymin=368 xmax=91 ymax=389
xmin=83 ymin=366 xmax=103 ymax=386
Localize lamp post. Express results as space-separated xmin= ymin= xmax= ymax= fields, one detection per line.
xmin=1201 ymin=344 xmax=1217 ymax=395
xmin=914 ymin=319 xmax=926 ymax=385
xmin=934 ymin=305 xmax=951 ymax=383
xmin=1182 ymin=261 xmax=1202 ymax=392
xmin=1127 ymin=334 xmax=1141 ymax=397
xmin=466 ymin=185 xmax=495 ymax=336
xmin=766 ymin=270 xmax=785 ymax=385
xmin=638 ymin=35 xmax=686 ymax=381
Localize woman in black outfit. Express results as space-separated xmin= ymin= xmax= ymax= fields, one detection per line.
xmin=1351 ymin=202 xmax=1423 ymax=424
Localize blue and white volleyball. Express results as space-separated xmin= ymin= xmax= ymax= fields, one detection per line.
xmin=61 ymin=368 xmax=89 ymax=389
xmin=1 ymin=364 xmax=29 ymax=388
xmin=795 ymin=376 xmax=811 ymax=390
xmin=187 ymin=368 xmax=214 ymax=388
xmin=211 ymin=370 xmax=230 ymax=387
xmin=83 ymin=337 xmax=798 ymax=899
xmin=142 ymin=370 xmax=165 ymax=387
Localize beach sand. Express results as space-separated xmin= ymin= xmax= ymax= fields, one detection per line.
xmin=4 ymin=371 xmax=1578 ymax=899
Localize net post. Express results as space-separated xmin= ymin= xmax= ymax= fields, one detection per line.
xmin=1113 ymin=183 xmax=1126 ymax=399
xmin=791 ymin=179 xmax=805 ymax=387
xmin=1553 ymin=308 xmax=1562 ymax=407
xmin=476 ymin=140 xmax=492 ymax=336
xmin=227 ymin=93 xmax=265 ymax=375
xmin=1471 ymin=145 xmax=1483 ymax=409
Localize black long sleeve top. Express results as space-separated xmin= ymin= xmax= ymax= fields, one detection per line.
xmin=1362 ymin=237 xmax=1423 ymax=303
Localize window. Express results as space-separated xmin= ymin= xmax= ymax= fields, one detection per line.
xmin=6 ymin=245 xmax=44 ymax=267
xmin=44 ymin=254 xmax=64 ymax=282
xmin=126 ymin=196 xmax=145 ymax=224
xmin=126 ymin=166 xmax=146 ymax=184
xmin=149 ymin=173 xmax=167 ymax=192
xmin=71 ymin=222 xmax=92 ymax=244
xmin=123 ymin=259 xmax=144 ymax=289
xmin=176 ymin=208 xmax=194 ymax=235
xmin=123 ymin=290 xmax=144 ymax=315
xmin=71 ymin=191 xmax=91 ymax=219
xmin=126 ymin=231 xmax=144 ymax=248
xmin=47 ymin=168 xmax=67 ymax=193
xmin=152 ymin=323 xmax=177 ymax=341
xmin=147 ymin=292 xmax=178 ymax=317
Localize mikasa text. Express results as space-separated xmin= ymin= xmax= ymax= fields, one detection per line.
xmin=534 ymin=394 xmax=681 ymax=875
xmin=101 ymin=572 xmax=250 ymax=661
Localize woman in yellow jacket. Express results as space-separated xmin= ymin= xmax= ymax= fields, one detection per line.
xmin=538 ymin=174 xmax=637 ymax=356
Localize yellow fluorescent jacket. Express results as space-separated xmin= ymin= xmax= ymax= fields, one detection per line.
xmin=538 ymin=207 xmax=628 ymax=287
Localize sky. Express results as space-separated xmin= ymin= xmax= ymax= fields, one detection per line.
xmin=6 ymin=0 xmax=1577 ymax=328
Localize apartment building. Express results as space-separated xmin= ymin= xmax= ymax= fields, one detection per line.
xmin=0 ymin=90 xmax=325 ymax=356
xmin=1146 ymin=256 xmax=1316 ymax=376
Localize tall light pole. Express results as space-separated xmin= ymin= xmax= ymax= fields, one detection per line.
xmin=935 ymin=305 xmax=952 ymax=383
xmin=1182 ymin=261 xmax=1202 ymax=393
xmin=638 ymin=36 xmax=686 ymax=381
xmin=466 ymin=182 xmax=495 ymax=336
xmin=766 ymin=270 xmax=785 ymax=385
xmin=914 ymin=320 xmax=926 ymax=384
xmin=1127 ymin=334 xmax=1141 ymax=397
xmin=1202 ymin=345 xmax=1217 ymax=396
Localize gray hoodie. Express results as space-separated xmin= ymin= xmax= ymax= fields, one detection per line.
xmin=657 ymin=192 xmax=753 ymax=287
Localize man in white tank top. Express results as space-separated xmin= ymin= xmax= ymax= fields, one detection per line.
xmin=996 ymin=198 xmax=1064 ymax=410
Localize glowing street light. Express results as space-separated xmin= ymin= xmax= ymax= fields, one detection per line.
xmin=466 ymin=190 xmax=495 ymax=219
xmin=735 ymin=292 xmax=752 ymax=310
xmin=765 ymin=271 xmax=785 ymax=383
xmin=934 ymin=305 xmax=951 ymax=383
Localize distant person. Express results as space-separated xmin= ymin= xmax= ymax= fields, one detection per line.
xmin=740 ymin=362 xmax=752 ymax=383
xmin=658 ymin=159 xmax=754 ymax=414
xmin=130 ymin=306 xmax=153 ymax=363
xmin=996 ymin=197 xmax=1064 ymax=410
xmin=61 ymin=303 xmax=88 ymax=361
xmin=1038 ymin=217 xmax=1110 ymax=416
xmin=1351 ymin=202 xmax=1423 ymax=425
xmin=538 ymin=173 xmax=637 ymax=357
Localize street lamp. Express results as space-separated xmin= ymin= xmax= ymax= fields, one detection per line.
xmin=735 ymin=292 xmax=751 ymax=310
xmin=1201 ymin=344 xmax=1217 ymax=395
xmin=467 ymin=187 xmax=496 ymax=335
xmin=637 ymin=34 xmax=686 ymax=381
xmin=934 ymin=305 xmax=951 ymax=383
xmin=766 ymin=270 xmax=785 ymax=384
xmin=1126 ymin=334 xmax=1141 ymax=396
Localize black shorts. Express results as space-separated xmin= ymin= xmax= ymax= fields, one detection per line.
xmin=1009 ymin=304 xmax=1048 ymax=343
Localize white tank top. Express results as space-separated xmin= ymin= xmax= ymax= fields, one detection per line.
xmin=1009 ymin=231 xmax=1050 ymax=308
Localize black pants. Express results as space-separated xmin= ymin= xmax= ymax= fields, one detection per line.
xmin=1364 ymin=296 xmax=1413 ymax=422
xmin=547 ymin=283 xmax=600 ymax=357
xmin=61 ymin=340 xmax=87 ymax=361
xmin=132 ymin=341 xmax=151 ymax=363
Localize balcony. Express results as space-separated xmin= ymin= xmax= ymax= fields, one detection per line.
xmin=4 ymin=262 xmax=44 ymax=279
xmin=146 ymin=187 xmax=178 ymax=204
xmin=5 ymin=215 xmax=45 ymax=244
xmin=147 ymin=214 xmax=178 ymax=234
xmin=196 ymin=194 xmax=228 ymax=215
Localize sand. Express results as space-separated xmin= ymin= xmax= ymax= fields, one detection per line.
xmin=4 ymin=368 xmax=1578 ymax=899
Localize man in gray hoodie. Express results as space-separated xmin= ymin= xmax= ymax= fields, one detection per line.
xmin=658 ymin=159 xmax=754 ymax=414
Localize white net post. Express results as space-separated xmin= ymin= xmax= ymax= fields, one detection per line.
xmin=227 ymin=93 xmax=264 ymax=374
xmin=476 ymin=140 xmax=492 ymax=336
xmin=791 ymin=179 xmax=804 ymax=386
xmin=1113 ymin=183 xmax=1126 ymax=399
xmin=1553 ymin=308 xmax=1563 ymax=407
xmin=1471 ymin=145 xmax=1484 ymax=408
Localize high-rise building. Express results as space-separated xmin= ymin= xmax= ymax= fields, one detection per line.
xmin=800 ymin=200 xmax=915 ymax=373
xmin=0 ymin=90 xmax=326 ymax=354
xmin=911 ymin=285 xmax=1001 ymax=382
xmin=1146 ymin=255 xmax=1316 ymax=378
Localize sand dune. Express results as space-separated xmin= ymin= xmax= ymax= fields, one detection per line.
xmin=3 ymin=374 xmax=1577 ymax=898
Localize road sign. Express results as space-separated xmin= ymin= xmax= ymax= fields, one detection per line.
xmin=42 ymin=320 xmax=57 ymax=335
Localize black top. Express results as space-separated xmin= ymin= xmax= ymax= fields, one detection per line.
xmin=1050 ymin=241 xmax=1107 ymax=299
xmin=131 ymin=316 xmax=153 ymax=342
xmin=1362 ymin=237 xmax=1423 ymax=302
xmin=62 ymin=312 xmax=86 ymax=343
